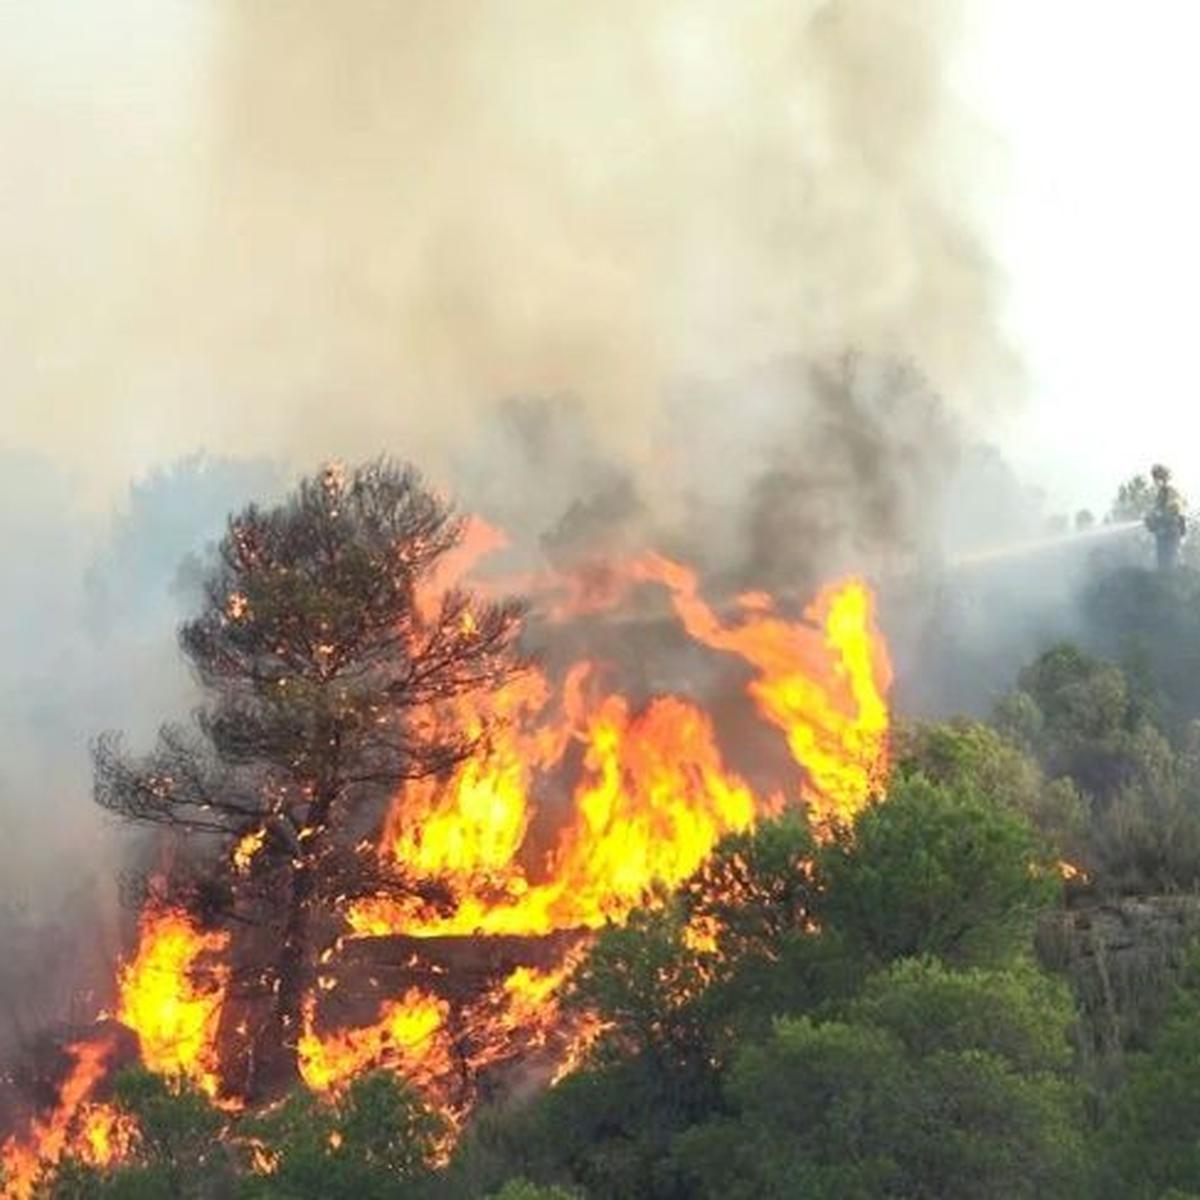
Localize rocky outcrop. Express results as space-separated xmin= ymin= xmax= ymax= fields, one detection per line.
xmin=1038 ymin=896 xmax=1200 ymax=1060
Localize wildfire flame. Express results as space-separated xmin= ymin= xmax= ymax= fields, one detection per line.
xmin=317 ymin=554 xmax=891 ymax=1100
xmin=633 ymin=556 xmax=892 ymax=831
xmin=1 ymin=537 xmax=892 ymax=1173
xmin=349 ymin=558 xmax=889 ymax=944
xmin=1 ymin=1037 xmax=135 ymax=1199
xmin=1 ymin=905 xmax=227 ymax=1193
xmin=115 ymin=906 xmax=230 ymax=1098
xmin=297 ymin=989 xmax=453 ymax=1096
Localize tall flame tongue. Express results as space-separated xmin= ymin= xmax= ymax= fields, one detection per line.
xmin=631 ymin=555 xmax=893 ymax=832
xmin=1 ymin=1037 xmax=136 ymax=1200
xmin=349 ymin=669 xmax=761 ymax=941
xmin=116 ymin=906 xmax=230 ymax=1098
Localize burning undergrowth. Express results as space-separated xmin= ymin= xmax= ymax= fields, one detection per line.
xmin=1 ymin=497 xmax=892 ymax=1196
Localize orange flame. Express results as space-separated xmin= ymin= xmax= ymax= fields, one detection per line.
xmin=632 ymin=555 xmax=892 ymax=831
xmin=348 ymin=680 xmax=760 ymax=940
xmin=1 ymin=1037 xmax=134 ymax=1199
xmin=464 ymin=954 xmax=586 ymax=1072
xmin=116 ymin=906 xmax=229 ymax=1097
xmin=351 ymin=559 xmax=889 ymax=941
xmin=297 ymin=989 xmax=452 ymax=1096
xmin=334 ymin=555 xmax=890 ymax=1107
xmin=497 ymin=963 xmax=574 ymax=1035
xmin=74 ymin=1102 xmax=137 ymax=1169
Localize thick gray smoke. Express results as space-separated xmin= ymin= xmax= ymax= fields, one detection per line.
xmin=0 ymin=1 xmax=1050 ymax=1045
xmin=3 ymin=1 xmax=1013 ymax=505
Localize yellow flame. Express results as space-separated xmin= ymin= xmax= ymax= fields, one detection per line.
xmin=633 ymin=556 xmax=892 ymax=831
xmin=297 ymin=989 xmax=451 ymax=1095
xmin=116 ymin=907 xmax=229 ymax=1097
xmin=351 ymin=567 xmax=889 ymax=944
xmin=5 ymin=545 xmax=893 ymax=1172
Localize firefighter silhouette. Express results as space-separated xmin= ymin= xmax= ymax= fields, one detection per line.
xmin=1145 ymin=463 xmax=1187 ymax=571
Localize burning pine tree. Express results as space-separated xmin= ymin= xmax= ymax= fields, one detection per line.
xmin=93 ymin=461 xmax=524 ymax=1100
xmin=2 ymin=455 xmax=894 ymax=1192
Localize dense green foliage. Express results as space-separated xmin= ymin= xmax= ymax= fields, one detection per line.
xmin=820 ymin=774 xmax=1058 ymax=965
xmin=1102 ymin=955 xmax=1200 ymax=1198
xmin=674 ymin=959 xmax=1084 ymax=1199
xmin=441 ymin=774 xmax=1078 ymax=1200
xmin=997 ymin=636 xmax=1200 ymax=894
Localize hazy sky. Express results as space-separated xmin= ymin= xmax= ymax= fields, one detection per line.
xmin=968 ymin=1 xmax=1200 ymax=510
xmin=2 ymin=1 xmax=1196 ymax=517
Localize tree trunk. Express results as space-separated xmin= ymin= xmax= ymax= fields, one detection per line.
xmin=246 ymin=860 xmax=314 ymax=1100
xmin=244 ymin=728 xmax=341 ymax=1100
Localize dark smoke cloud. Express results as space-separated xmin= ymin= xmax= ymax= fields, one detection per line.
xmin=449 ymin=353 xmax=1044 ymax=609
xmin=655 ymin=355 xmax=962 ymax=589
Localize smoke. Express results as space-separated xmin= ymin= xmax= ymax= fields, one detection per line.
xmin=3 ymin=0 xmax=1013 ymax=509
xmin=1 ymin=0 xmax=1032 ymax=709
xmin=0 ymin=1 xmax=1051 ymax=1044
